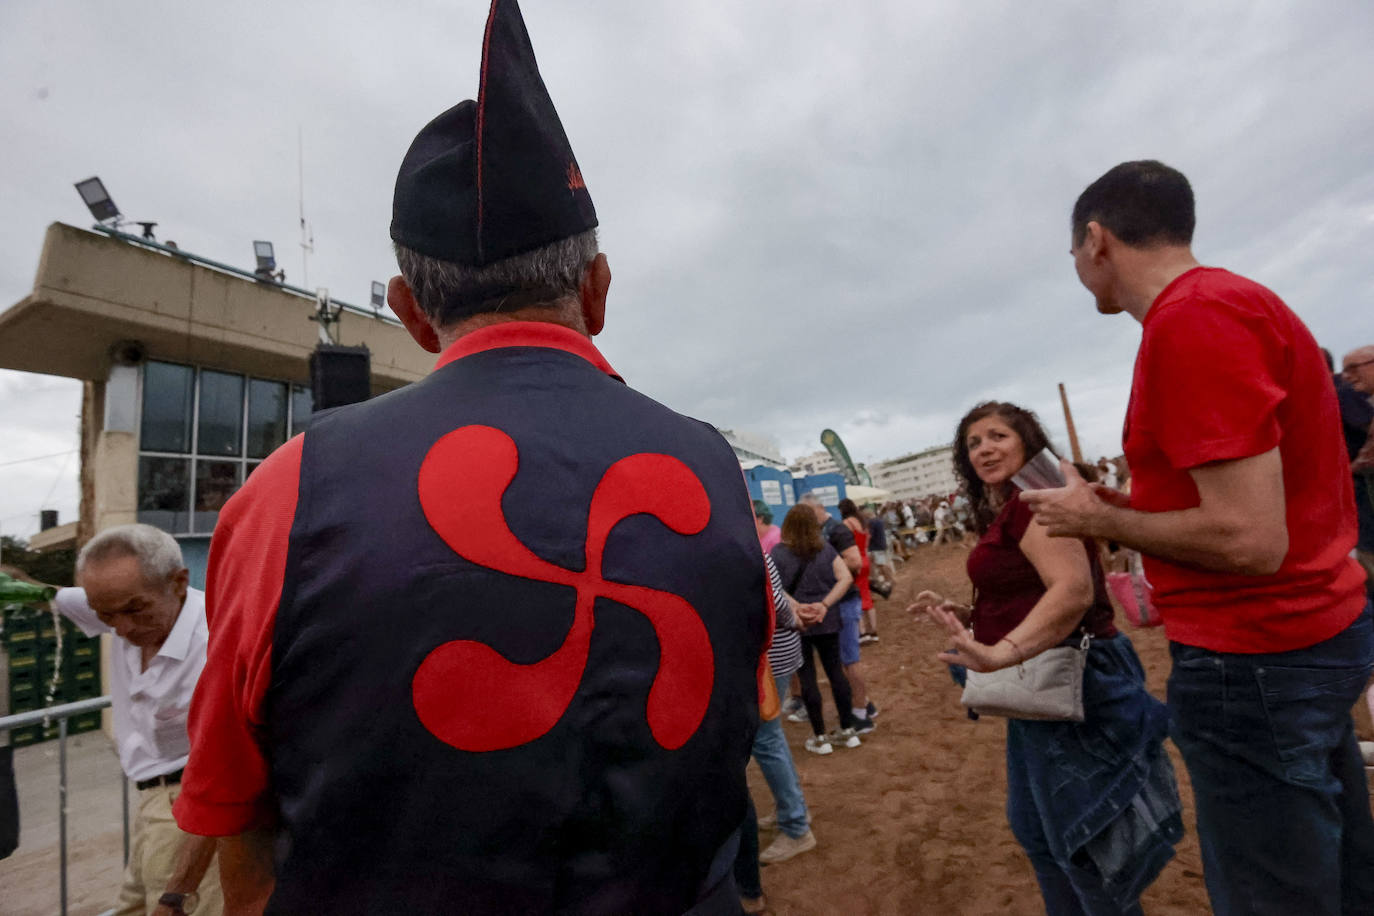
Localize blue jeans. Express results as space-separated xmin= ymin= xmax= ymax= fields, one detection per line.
xmin=1005 ymin=635 xmax=1182 ymax=916
xmin=837 ymin=595 xmax=863 ymax=665
xmin=1168 ymin=604 xmax=1374 ymax=916
xmin=751 ymin=674 xmax=810 ymax=839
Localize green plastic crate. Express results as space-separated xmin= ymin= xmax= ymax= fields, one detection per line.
xmin=10 ymin=725 xmax=41 ymax=746
xmin=70 ymin=711 xmax=102 ymax=734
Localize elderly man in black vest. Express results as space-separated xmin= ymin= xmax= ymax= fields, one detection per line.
xmin=173 ymin=3 xmax=768 ymax=913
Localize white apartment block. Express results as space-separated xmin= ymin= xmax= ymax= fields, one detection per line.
xmin=872 ymin=445 xmax=959 ymax=501
xmin=789 ymin=450 xmax=839 ymax=477
xmin=718 ymin=428 xmax=786 ymax=468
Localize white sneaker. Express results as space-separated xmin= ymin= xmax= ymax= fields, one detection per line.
xmin=786 ymin=709 xmax=808 ymax=724
xmin=827 ymin=727 xmax=861 ymax=749
xmin=759 ymin=829 xmax=817 ymax=864
xmin=757 ymin=811 xmax=778 ymax=829
xmin=804 ymin=735 xmax=833 ymax=755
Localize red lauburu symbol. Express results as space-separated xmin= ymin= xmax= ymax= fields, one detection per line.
xmin=413 ymin=425 xmax=714 ymax=752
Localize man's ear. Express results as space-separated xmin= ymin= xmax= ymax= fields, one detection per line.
xmin=579 ymin=254 xmax=610 ymax=337
xmin=164 ymin=567 xmax=190 ymax=607
xmin=388 ymin=276 xmax=443 ymax=353
xmin=1085 ymin=221 xmax=1109 ymax=262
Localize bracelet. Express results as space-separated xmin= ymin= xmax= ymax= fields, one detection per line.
xmin=1001 ymin=635 xmax=1024 ymax=665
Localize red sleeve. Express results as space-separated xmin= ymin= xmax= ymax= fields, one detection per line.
xmin=1142 ymin=302 xmax=1284 ymax=469
xmin=174 ymin=434 xmax=303 ymax=836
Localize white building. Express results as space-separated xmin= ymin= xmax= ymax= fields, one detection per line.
xmin=872 ymin=445 xmax=959 ymax=501
xmin=789 ymin=450 xmax=839 ymax=477
xmin=717 ymin=428 xmax=786 ymax=468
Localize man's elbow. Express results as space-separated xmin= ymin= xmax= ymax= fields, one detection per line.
xmin=1223 ymin=526 xmax=1288 ymax=576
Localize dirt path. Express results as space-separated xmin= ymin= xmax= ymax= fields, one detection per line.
xmin=748 ymin=542 xmax=1374 ymax=915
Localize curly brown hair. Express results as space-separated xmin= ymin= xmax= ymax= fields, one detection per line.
xmin=952 ymin=401 xmax=1057 ymax=534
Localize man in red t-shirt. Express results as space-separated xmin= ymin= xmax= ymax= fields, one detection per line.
xmin=1024 ymin=160 xmax=1373 ymax=916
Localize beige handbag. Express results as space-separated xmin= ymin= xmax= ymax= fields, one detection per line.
xmin=960 ymin=633 xmax=1091 ymax=722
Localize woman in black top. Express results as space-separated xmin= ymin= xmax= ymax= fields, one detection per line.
xmin=769 ymin=505 xmax=859 ymax=755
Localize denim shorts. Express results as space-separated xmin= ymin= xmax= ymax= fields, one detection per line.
xmin=837 ymin=595 xmax=863 ymax=665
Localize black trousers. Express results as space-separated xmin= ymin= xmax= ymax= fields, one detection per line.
xmin=796 ymin=633 xmax=856 ymax=735
xmin=731 ymin=793 xmax=761 ymax=900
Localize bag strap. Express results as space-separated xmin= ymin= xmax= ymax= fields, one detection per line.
xmin=785 ymin=558 xmax=806 ymax=597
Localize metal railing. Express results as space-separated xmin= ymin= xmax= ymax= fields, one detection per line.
xmin=1 ymin=695 xmax=124 ymax=916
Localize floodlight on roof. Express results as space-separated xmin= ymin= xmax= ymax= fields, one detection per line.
xmin=370 ymin=281 xmax=386 ymax=314
xmin=75 ymin=177 xmax=120 ymax=223
xmin=252 ymin=240 xmax=285 ymax=283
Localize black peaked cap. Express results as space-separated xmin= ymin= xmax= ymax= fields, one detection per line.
xmin=390 ymin=0 xmax=597 ymax=266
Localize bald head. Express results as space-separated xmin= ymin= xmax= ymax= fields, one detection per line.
xmin=1342 ymin=346 xmax=1374 ymax=395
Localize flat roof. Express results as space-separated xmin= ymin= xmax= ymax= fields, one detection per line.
xmin=0 ymin=223 xmax=430 ymax=390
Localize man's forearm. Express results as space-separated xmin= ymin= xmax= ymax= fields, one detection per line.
xmin=1092 ymin=503 xmax=1285 ymax=575
xmin=218 ymin=827 xmax=276 ymax=915
xmin=156 ymin=832 xmax=217 ymax=912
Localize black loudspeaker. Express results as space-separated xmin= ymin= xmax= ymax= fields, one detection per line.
xmin=309 ymin=345 xmax=372 ymax=410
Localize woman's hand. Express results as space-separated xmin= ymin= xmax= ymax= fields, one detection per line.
xmin=907 ymin=590 xmax=971 ymax=625
xmin=926 ymin=606 xmax=1015 ymax=673
xmin=795 ymin=602 xmax=827 ymax=628
xmin=906 ymin=589 xmax=945 ymax=615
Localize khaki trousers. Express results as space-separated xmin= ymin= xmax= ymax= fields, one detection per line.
xmin=115 ymin=783 xmax=224 ymax=916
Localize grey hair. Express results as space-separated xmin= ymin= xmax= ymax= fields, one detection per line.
xmin=77 ymin=524 xmax=185 ymax=585
xmin=394 ymin=229 xmax=599 ymax=327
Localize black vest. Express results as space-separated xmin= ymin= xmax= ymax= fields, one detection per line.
xmin=265 ymin=342 xmax=767 ymax=914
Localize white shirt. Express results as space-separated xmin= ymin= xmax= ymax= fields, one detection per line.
xmin=54 ymin=586 xmax=208 ymax=782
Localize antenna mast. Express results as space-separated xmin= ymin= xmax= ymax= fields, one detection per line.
xmin=298 ymin=125 xmax=314 ymax=289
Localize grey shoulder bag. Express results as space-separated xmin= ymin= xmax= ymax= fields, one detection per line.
xmin=960 ymin=631 xmax=1091 ymax=722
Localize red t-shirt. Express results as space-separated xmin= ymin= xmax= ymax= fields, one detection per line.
xmin=967 ymin=492 xmax=1117 ymax=646
xmin=1124 ymin=267 xmax=1366 ymax=653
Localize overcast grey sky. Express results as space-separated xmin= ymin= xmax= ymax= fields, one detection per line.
xmin=2 ymin=0 xmax=1372 ymax=539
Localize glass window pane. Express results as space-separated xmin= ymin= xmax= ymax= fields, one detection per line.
xmin=197 ymin=370 xmax=244 ymax=456
xmin=194 ymin=460 xmax=241 ymax=531
xmin=137 ymin=457 xmax=190 ymax=533
xmin=247 ymin=379 xmax=287 ymax=459
xmin=290 ymin=385 xmax=313 ymax=437
xmin=140 ymin=362 xmax=193 ymax=453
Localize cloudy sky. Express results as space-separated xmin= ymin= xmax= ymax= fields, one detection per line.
xmin=2 ymin=0 xmax=1372 ymax=538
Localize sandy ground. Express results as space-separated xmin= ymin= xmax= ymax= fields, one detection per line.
xmin=747 ymin=541 xmax=1374 ymax=915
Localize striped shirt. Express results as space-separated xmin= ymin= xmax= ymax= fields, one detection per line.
xmin=764 ymin=553 xmax=803 ymax=677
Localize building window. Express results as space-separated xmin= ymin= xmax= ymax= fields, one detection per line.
xmin=137 ymin=360 xmax=312 ymax=535
xmin=140 ymin=362 xmax=194 ymax=453
xmin=247 ymin=379 xmax=288 ymax=459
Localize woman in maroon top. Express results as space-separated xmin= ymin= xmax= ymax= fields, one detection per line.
xmin=910 ymin=402 xmax=1181 ymax=916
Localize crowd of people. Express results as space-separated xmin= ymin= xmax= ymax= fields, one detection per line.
xmin=19 ymin=4 xmax=1374 ymax=915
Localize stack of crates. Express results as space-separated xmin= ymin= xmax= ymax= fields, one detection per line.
xmin=4 ymin=605 xmax=103 ymax=747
